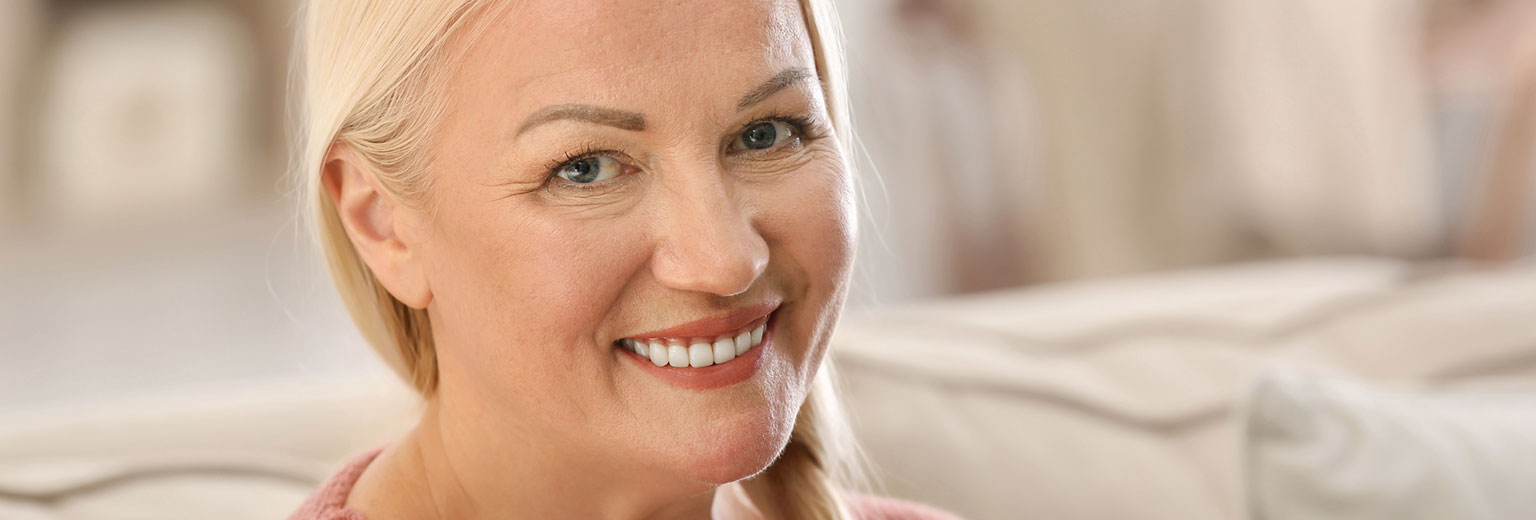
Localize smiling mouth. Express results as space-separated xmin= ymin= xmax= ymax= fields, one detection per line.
xmin=615 ymin=314 xmax=770 ymax=368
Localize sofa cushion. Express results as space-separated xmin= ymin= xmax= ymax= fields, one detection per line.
xmin=1246 ymin=368 xmax=1536 ymax=520
xmin=833 ymin=257 xmax=1536 ymax=520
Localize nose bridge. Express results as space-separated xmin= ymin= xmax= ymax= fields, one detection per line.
xmin=649 ymin=163 xmax=768 ymax=297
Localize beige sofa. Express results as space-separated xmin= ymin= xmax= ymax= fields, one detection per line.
xmin=3 ymin=257 xmax=1533 ymax=519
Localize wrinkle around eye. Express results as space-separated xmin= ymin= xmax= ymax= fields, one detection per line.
xmin=480 ymin=154 xmax=642 ymax=201
xmin=728 ymin=136 xmax=841 ymax=181
xmin=486 ymin=176 xmax=546 ymax=202
xmin=538 ymin=174 xmax=646 ymax=217
xmin=483 ymin=176 xmax=642 ymax=221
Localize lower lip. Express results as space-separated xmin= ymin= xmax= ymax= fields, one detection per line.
xmin=621 ymin=312 xmax=776 ymax=391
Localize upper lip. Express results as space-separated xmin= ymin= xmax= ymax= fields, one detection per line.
xmin=625 ymin=300 xmax=780 ymax=340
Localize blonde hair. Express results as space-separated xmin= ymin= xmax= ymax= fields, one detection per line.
xmin=296 ymin=1 xmax=866 ymax=518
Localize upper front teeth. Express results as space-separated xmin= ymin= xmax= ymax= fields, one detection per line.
xmin=622 ymin=322 xmax=767 ymax=368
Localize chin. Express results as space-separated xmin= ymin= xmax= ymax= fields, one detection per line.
xmin=670 ymin=406 xmax=797 ymax=485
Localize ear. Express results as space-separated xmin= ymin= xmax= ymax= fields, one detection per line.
xmin=322 ymin=144 xmax=434 ymax=309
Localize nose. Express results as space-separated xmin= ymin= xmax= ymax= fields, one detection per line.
xmin=648 ymin=168 xmax=769 ymax=297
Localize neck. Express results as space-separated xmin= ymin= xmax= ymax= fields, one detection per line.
xmin=353 ymin=395 xmax=746 ymax=520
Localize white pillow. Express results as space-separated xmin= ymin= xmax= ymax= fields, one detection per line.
xmin=1245 ymin=368 xmax=1536 ymax=520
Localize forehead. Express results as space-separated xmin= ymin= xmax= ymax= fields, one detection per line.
xmin=452 ymin=0 xmax=816 ymax=121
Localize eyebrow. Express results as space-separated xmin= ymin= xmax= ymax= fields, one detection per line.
xmin=736 ymin=67 xmax=815 ymax=110
xmin=516 ymin=104 xmax=646 ymax=136
xmin=514 ymin=67 xmax=816 ymax=137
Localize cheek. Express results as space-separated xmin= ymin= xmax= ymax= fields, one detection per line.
xmin=423 ymin=204 xmax=648 ymax=412
xmin=763 ymin=159 xmax=857 ymax=290
xmin=756 ymin=157 xmax=857 ymax=367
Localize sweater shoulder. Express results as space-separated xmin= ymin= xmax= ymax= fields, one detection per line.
xmin=286 ymin=448 xmax=384 ymax=520
xmin=844 ymin=491 xmax=965 ymax=520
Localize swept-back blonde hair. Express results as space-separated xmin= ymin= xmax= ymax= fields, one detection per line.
xmin=295 ymin=1 xmax=865 ymax=518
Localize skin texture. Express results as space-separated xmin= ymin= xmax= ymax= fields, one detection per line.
xmin=322 ymin=0 xmax=856 ymax=518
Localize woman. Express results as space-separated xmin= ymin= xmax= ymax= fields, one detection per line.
xmin=289 ymin=0 xmax=959 ymax=518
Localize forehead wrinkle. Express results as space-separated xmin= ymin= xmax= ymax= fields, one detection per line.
xmin=474 ymin=0 xmax=822 ymax=141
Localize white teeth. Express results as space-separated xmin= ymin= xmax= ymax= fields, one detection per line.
xmin=713 ymin=337 xmax=736 ymax=364
xmin=648 ymin=341 xmax=668 ymax=366
xmin=689 ymin=341 xmax=713 ymax=368
xmin=734 ymin=331 xmax=751 ymax=356
xmin=625 ymin=317 xmax=770 ymax=368
xmin=667 ymin=344 xmax=689 ymax=368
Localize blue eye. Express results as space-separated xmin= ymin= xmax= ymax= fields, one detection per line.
xmin=733 ymin=121 xmax=794 ymax=151
xmin=557 ymin=155 xmax=623 ymax=184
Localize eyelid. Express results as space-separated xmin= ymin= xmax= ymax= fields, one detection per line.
xmin=544 ymin=144 xmax=605 ymax=174
xmin=542 ymin=146 xmax=639 ymax=193
xmin=748 ymin=113 xmax=817 ymax=135
xmin=726 ymin=113 xmax=821 ymax=154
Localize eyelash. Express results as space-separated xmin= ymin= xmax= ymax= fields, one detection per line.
xmin=753 ymin=112 xmax=824 ymax=144
xmin=543 ymin=144 xmax=610 ymax=178
xmin=541 ymin=113 xmax=825 ymax=190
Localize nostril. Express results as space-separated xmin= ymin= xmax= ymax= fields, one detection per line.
xmin=649 ymin=241 xmax=766 ymax=297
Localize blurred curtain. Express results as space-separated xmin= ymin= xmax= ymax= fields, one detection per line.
xmin=0 ymin=0 xmax=42 ymax=229
xmin=841 ymin=0 xmax=1036 ymax=304
xmin=1194 ymin=0 xmax=1442 ymax=257
xmin=842 ymin=0 xmax=1445 ymax=303
xmin=1428 ymin=0 xmax=1536 ymax=261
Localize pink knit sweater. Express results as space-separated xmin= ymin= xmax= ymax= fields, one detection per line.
xmin=289 ymin=447 xmax=962 ymax=520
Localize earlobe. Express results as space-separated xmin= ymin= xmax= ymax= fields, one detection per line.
xmin=322 ymin=144 xmax=434 ymax=309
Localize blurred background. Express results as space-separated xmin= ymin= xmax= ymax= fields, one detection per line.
xmin=1 ymin=0 xmax=1534 ymax=519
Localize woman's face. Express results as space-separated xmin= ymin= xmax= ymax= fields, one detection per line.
xmin=404 ymin=0 xmax=855 ymax=485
